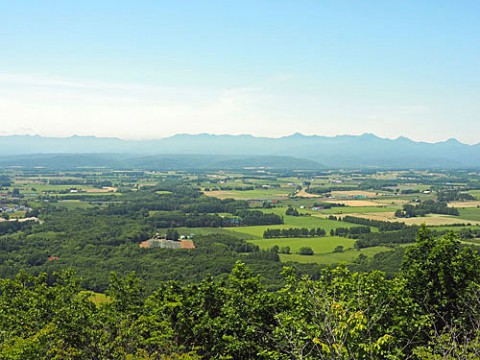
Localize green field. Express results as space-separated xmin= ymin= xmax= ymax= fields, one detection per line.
xmin=249 ymin=236 xmax=356 ymax=254
xmin=431 ymin=225 xmax=480 ymax=232
xmin=457 ymin=208 xmax=480 ymax=222
xmin=220 ymin=205 xmax=395 ymax=265
xmin=175 ymin=227 xmax=251 ymax=239
xmin=16 ymin=183 xmax=99 ymax=193
xmin=468 ymin=190 xmax=480 ymax=200
xmin=225 ymin=217 xmax=356 ymax=239
xmin=53 ymin=200 xmax=95 ymax=210
xmin=259 ymin=208 xmax=359 ymax=228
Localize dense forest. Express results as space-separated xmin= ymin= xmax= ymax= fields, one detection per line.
xmin=1 ymin=229 xmax=480 ymax=359
xmin=0 ymin=181 xmax=310 ymax=291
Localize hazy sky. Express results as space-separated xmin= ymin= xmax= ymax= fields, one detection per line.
xmin=1 ymin=1 xmax=479 ymax=143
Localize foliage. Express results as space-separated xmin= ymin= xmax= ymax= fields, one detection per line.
xmin=263 ymin=227 xmax=326 ymax=238
xmin=235 ymin=210 xmax=284 ymax=226
xmin=4 ymin=261 xmax=472 ymax=359
xmin=354 ymin=227 xmax=419 ymax=249
xmin=402 ymin=226 xmax=480 ymax=329
xmin=437 ymin=189 xmax=476 ymax=202
xmin=299 ymin=247 xmax=314 ymax=256
xmin=397 ymin=200 xmax=459 ymax=217
xmin=341 ymin=216 xmax=406 ymax=231
xmin=285 ymin=206 xmax=299 ymax=216
xmin=332 ymin=226 xmax=371 ymax=238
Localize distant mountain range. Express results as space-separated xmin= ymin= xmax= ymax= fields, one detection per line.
xmin=0 ymin=133 xmax=479 ymax=169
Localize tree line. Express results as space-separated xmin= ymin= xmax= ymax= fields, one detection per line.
xmin=341 ymin=216 xmax=407 ymax=231
xmin=330 ymin=225 xmax=371 ymax=237
xmin=396 ymin=200 xmax=459 ymax=217
xmin=263 ymin=227 xmax=326 ymax=239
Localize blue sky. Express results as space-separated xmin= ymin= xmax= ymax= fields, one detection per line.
xmin=1 ymin=1 xmax=479 ymax=143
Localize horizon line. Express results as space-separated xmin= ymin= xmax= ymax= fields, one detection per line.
xmin=0 ymin=132 xmax=474 ymax=145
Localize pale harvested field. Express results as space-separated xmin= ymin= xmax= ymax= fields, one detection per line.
xmin=334 ymin=212 xmax=398 ymax=222
xmin=333 ymin=212 xmax=480 ymax=226
xmin=324 ymin=199 xmax=382 ymax=206
xmin=373 ymin=199 xmax=410 ymax=206
xmin=85 ymin=187 xmax=117 ymax=193
xmin=330 ymin=190 xmax=380 ymax=198
xmin=402 ymin=215 xmax=480 ymax=226
xmin=449 ymin=201 xmax=480 ymax=208
xmin=295 ymin=189 xmax=323 ymax=198
xmin=203 ymin=190 xmax=236 ymax=199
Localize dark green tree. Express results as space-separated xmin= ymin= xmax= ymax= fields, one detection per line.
xmin=402 ymin=226 xmax=480 ymax=329
xmin=299 ymin=247 xmax=314 ymax=255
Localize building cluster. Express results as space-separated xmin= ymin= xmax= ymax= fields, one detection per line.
xmin=0 ymin=205 xmax=31 ymax=214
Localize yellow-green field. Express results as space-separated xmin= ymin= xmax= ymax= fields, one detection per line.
xmin=249 ymin=236 xmax=355 ymax=254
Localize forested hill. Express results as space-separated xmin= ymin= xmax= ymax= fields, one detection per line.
xmin=1 ymin=133 xmax=480 ymax=168
xmin=2 ymin=229 xmax=480 ymax=359
xmin=0 ymin=154 xmax=323 ymax=170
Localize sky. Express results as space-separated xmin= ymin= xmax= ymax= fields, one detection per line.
xmin=0 ymin=1 xmax=479 ymax=143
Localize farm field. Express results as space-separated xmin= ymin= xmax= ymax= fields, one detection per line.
xmin=203 ymin=189 xmax=292 ymax=200
xmin=456 ymin=208 xmax=480 ymax=222
xmin=431 ymin=225 xmax=480 ymax=232
xmin=449 ymin=201 xmax=480 ymax=208
xmin=261 ymin=208 xmax=359 ymax=229
xmin=52 ymin=200 xmax=95 ymax=210
xmin=249 ymin=236 xmax=356 ymax=255
xmin=3 ymin=166 xmax=480 ymax=287
xmin=329 ymin=190 xmax=383 ymax=198
xmin=85 ymin=187 xmax=117 ymax=193
xmin=468 ymin=190 xmax=480 ymax=200
xmin=324 ymin=199 xmax=383 ymax=206
xmin=295 ymin=189 xmax=322 ymax=198
xmin=175 ymin=227 xmax=252 ymax=239
xmin=329 ymin=211 xmax=479 ymax=226
xmin=225 ymin=217 xmax=354 ymax=239
xmin=402 ymin=214 xmax=479 ymax=226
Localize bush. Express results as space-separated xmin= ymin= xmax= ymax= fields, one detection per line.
xmin=333 ymin=245 xmax=344 ymax=253
xmin=299 ymin=247 xmax=314 ymax=255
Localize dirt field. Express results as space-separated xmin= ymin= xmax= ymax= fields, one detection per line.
xmin=333 ymin=212 xmax=480 ymax=226
xmin=333 ymin=212 xmax=398 ymax=222
xmin=402 ymin=215 xmax=480 ymax=226
xmin=449 ymin=201 xmax=480 ymax=208
xmin=203 ymin=190 xmax=240 ymax=199
xmin=330 ymin=190 xmax=380 ymax=198
xmin=324 ymin=199 xmax=382 ymax=206
xmin=373 ymin=199 xmax=410 ymax=206
xmin=86 ymin=187 xmax=117 ymax=193
xmin=295 ymin=189 xmax=323 ymax=198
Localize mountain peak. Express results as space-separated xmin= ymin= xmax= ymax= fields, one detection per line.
xmin=444 ymin=137 xmax=461 ymax=144
xmin=360 ymin=133 xmax=379 ymax=139
xmin=286 ymin=132 xmax=307 ymax=138
xmin=395 ymin=136 xmax=413 ymax=143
